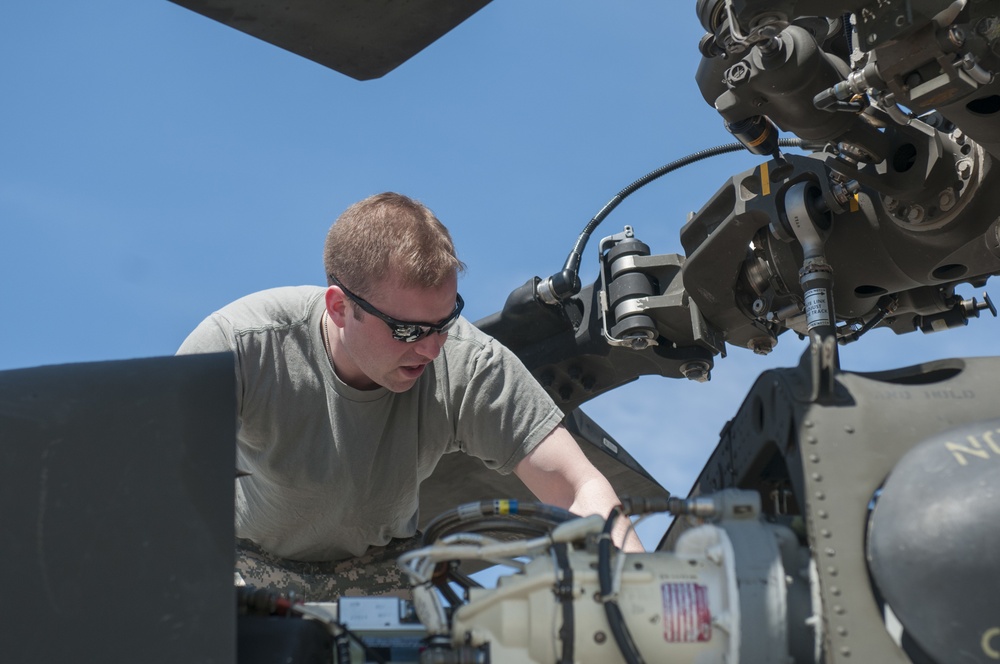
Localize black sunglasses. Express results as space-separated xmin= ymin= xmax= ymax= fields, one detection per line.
xmin=328 ymin=273 xmax=464 ymax=343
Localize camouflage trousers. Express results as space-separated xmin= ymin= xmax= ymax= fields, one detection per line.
xmin=235 ymin=536 xmax=422 ymax=602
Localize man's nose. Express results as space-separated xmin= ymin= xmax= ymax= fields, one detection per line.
xmin=413 ymin=331 xmax=447 ymax=360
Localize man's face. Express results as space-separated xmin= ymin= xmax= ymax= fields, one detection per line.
xmin=326 ymin=272 xmax=459 ymax=392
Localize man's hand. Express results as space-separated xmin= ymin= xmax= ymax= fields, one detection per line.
xmin=514 ymin=425 xmax=645 ymax=553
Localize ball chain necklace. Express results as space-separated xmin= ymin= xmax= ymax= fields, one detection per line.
xmin=321 ymin=311 xmax=337 ymax=373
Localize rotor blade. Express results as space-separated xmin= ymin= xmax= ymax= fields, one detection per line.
xmin=168 ymin=0 xmax=493 ymax=80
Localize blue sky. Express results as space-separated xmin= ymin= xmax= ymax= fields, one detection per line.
xmin=3 ymin=1 xmax=996 ymax=549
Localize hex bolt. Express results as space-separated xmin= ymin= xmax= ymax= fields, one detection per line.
xmin=725 ymin=62 xmax=751 ymax=85
xmin=681 ymin=361 xmax=711 ymax=382
xmin=939 ymin=189 xmax=957 ymax=212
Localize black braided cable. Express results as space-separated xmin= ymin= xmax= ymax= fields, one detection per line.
xmin=554 ymin=138 xmax=808 ymax=296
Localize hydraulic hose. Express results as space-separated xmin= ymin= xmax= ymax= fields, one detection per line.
xmin=543 ymin=138 xmax=807 ymax=302
xmin=421 ymin=499 xmax=573 ymax=545
xmin=598 ymin=506 xmax=645 ymax=664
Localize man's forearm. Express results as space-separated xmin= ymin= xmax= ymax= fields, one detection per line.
xmin=514 ymin=426 xmax=646 ymax=553
xmin=568 ymin=476 xmax=645 ymax=553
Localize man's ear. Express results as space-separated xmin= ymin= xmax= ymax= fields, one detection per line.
xmin=326 ymin=286 xmax=350 ymax=329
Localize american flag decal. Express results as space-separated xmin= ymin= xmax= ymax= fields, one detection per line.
xmin=661 ymin=582 xmax=712 ymax=642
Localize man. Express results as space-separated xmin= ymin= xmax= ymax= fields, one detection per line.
xmin=179 ymin=192 xmax=641 ymax=599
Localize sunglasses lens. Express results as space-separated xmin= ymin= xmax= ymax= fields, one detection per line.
xmin=393 ymin=324 xmax=431 ymax=343
xmin=384 ymin=295 xmax=462 ymax=342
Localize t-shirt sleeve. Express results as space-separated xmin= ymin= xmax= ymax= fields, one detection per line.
xmin=177 ymin=314 xmax=236 ymax=355
xmin=176 ymin=313 xmax=243 ymax=418
xmin=451 ymin=334 xmax=564 ymax=475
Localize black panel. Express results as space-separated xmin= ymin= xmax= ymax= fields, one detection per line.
xmin=0 ymin=354 xmax=236 ymax=663
xmin=238 ymin=616 xmax=333 ymax=664
xmin=169 ymin=0 xmax=493 ymax=80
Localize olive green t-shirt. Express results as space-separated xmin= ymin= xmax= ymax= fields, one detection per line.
xmin=178 ymin=286 xmax=563 ymax=561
